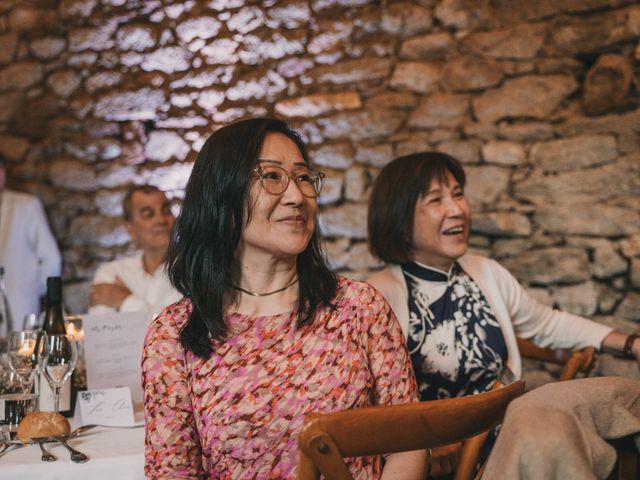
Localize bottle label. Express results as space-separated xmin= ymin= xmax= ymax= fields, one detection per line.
xmin=38 ymin=375 xmax=71 ymax=413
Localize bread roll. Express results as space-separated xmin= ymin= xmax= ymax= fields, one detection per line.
xmin=17 ymin=411 xmax=70 ymax=442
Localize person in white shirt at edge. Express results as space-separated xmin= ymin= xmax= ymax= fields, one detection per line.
xmin=0 ymin=153 xmax=61 ymax=325
xmin=88 ymin=185 xmax=182 ymax=317
xmin=366 ymin=151 xmax=640 ymax=479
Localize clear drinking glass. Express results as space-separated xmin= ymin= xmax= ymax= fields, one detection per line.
xmin=65 ymin=315 xmax=86 ymax=391
xmin=0 ymin=391 xmax=37 ymax=439
xmin=0 ymin=350 xmax=37 ymax=439
xmin=22 ymin=313 xmax=40 ymax=331
xmin=38 ymin=334 xmax=77 ymax=413
xmin=7 ymin=330 xmax=40 ymax=392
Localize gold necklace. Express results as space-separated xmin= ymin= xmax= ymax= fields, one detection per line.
xmin=232 ymin=278 xmax=298 ymax=297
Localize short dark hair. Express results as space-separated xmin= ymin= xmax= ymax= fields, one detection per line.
xmin=368 ymin=151 xmax=466 ymax=265
xmin=167 ymin=117 xmax=337 ymax=358
xmin=122 ymin=185 xmax=163 ymax=221
xmin=0 ymin=153 xmax=7 ymax=167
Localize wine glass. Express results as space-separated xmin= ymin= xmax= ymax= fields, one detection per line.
xmin=22 ymin=313 xmax=41 ymax=330
xmin=2 ymin=331 xmax=40 ymax=438
xmin=7 ymin=330 xmax=40 ymax=393
xmin=38 ymin=334 xmax=77 ymax=413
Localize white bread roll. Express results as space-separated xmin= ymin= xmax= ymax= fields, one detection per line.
xmin=17 ymin=411 xmax=70 ymax=442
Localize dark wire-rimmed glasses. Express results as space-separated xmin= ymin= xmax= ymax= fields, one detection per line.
xmin=253 ymin=165 xmax=325 ymax=198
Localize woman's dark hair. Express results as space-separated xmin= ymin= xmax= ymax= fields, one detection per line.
xmin=368 ymin=151 xmax=466 ymax=265
xmin=167 ymin=117 xmax=337 ymax=358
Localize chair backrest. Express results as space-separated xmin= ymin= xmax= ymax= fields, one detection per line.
xmin=516 ymin=337 xmax=597 ymax=381
xmin=296 ymin=380 xmax=525 ymax=480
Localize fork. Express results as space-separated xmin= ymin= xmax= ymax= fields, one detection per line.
xmin=53 ymin=434 xmax=89 ymax=463
xmin=0 ymin=441 xmax=22 ymax=459
xmin=33 ymin=437 xmax=56 ymax=462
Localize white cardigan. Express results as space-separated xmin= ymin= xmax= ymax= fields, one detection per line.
xmin=367 ymin=254 xmax=612 ymax=381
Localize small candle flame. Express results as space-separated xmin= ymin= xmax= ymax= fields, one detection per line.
xmin=66 ymin=321 xmax=85 ymax=341
xmin=17 ymin=339 xmax=35 ymax=356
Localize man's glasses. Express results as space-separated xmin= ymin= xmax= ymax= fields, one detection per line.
xmin=253 ymin=165 xmax=325 ymax=198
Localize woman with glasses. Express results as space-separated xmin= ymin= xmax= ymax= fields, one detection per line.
xmin=367 ymin=151 xmax=639 ymax=479
xmin=141 ymin=118 xmax=425 ymax=479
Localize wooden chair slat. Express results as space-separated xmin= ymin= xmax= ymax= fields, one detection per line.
xmin=297 ymin=381 xmax=525 ymax=480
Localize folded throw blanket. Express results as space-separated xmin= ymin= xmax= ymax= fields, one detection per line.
xmin=482 ymin=376 xmax=640 ymax=480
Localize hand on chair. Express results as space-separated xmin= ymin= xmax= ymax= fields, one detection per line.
xmin=427 ymin=442 xmax=462 ymax=478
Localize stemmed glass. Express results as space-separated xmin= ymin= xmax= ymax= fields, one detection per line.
xmin=22 ymin=313 xmax=41 ymax=331
xmin=38 ymin=333 xmax=77 ymax=413
xmin=7 ymin=330 xmax=40 ymax=393
xmin=2 ymin=331 xmax=41 ymax=438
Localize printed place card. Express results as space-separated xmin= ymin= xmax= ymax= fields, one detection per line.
xmin=76 ymin=387 xmax=135 ymax=427
xmin=82 ymin=311 xmax=150 ymax=405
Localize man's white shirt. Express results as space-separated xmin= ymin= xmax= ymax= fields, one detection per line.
xmin=89 ymin=252 xmax=182 ymax=318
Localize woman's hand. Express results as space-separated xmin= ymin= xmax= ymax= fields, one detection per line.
xmin=427 ymin=442 xmax=462 ymax=478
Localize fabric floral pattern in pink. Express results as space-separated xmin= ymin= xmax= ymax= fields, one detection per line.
xmin=142 ymin=276 xmax=418 ymax=479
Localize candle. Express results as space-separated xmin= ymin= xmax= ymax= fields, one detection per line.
xmin=66 ymin=321 xmax=85 ymax=341
xmin=17 ymin=339 xmax=35 ymax=356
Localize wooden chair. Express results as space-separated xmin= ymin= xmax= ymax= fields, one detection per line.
xmin=296 ymin=380 xmax=525 ymax=480
xmin=608 ymin=436 xmax=640 ymax=480
xmin=454 ymin=338 xmax=598 ymax=480
xmin=515 ymin=337 xmax=597 ymax=382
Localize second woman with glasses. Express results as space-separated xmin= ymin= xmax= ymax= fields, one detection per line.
xmin=141 ymin=118 xmax=426 ymax=479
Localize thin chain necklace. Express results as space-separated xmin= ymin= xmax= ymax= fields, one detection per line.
xmin=232 ymin=277 xmax=298 ymax=297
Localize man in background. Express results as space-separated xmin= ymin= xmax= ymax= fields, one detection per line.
xmin=0 ymin=153 xmax=62 ymax=325
xmin=89 ymin=185 xmax=181 ymax=317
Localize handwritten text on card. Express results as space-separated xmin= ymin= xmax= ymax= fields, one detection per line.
xmin=77 ymin=387 xmax=135 ymax=427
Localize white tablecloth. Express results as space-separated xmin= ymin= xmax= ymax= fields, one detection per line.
xmin=0 ymin=426 xmax=145 ymax=480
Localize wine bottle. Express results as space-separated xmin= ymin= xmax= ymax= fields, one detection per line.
xmin=38 ymin=277 xmax=75 ymax=417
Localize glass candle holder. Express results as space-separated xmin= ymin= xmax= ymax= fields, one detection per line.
xmin=65 ymin=315 xmax=86 ymax=391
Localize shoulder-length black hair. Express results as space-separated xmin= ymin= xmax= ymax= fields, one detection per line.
xmin=368 ymin=151 xmax=466 ymax=265
xmin=167 ymin=117 xmax=337 ymax=358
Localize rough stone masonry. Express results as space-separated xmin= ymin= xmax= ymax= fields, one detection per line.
xmin=0 ymin=0 xmax=638 ymax=381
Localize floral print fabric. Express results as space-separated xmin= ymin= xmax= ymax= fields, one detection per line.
xmin=142 ymin=276 xmax=418 ymax=479
xmin=402 ymin=262 xmax=507 ymax=401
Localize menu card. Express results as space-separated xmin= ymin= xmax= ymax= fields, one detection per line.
xmin=82 ymin=311 xmax=150 ymax=406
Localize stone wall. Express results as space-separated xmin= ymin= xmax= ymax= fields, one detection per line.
xmin=0 ymin=0 xmax=638 ymax=376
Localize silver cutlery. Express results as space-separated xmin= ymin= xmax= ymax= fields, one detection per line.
xmin=33 ymin=437 xmax=56 ymax=462
xmin=0 ymin=441 xmax=22 ymax=459
xmin=0 ymin=423 xmax=141 ymax=461
xmin=53 ymin=433 xmax=89 ymax=463
xmin=68 ymin=424 xmax=98 ymax=438
xmin=68 ymin=423 xmax=143 ymax=437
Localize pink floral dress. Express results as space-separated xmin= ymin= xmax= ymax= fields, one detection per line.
xmin=142 ymin=276 xmax=418 ymax=479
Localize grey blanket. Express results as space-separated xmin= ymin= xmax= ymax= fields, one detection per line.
xmin=481 ymin=376 xmax=640 ymax=480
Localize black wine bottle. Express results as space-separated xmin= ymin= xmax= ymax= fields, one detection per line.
xmin=39 ymin=277 xmax=76 ymax=417
xmin=42 ymin=277 xmax=66 ymax=334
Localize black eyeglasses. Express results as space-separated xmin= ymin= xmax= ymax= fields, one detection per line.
xmin=253 ymin=165 xmax=325 ymax=198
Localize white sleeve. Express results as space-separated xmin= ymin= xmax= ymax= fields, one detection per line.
xmin=119 ymin=294 xmax=151 ymax=312
xmin=27 ymin=197 xmax=61 ymax=297
xmin=491 ymin=260 xmax=612 ymax=350
xmin=89 ymin=261 xmax=149 ymax=313
xmin=87 ymin=296 xmax=151 ymax=314
xmin=91 ymin=261 xmax=118 ymax=284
